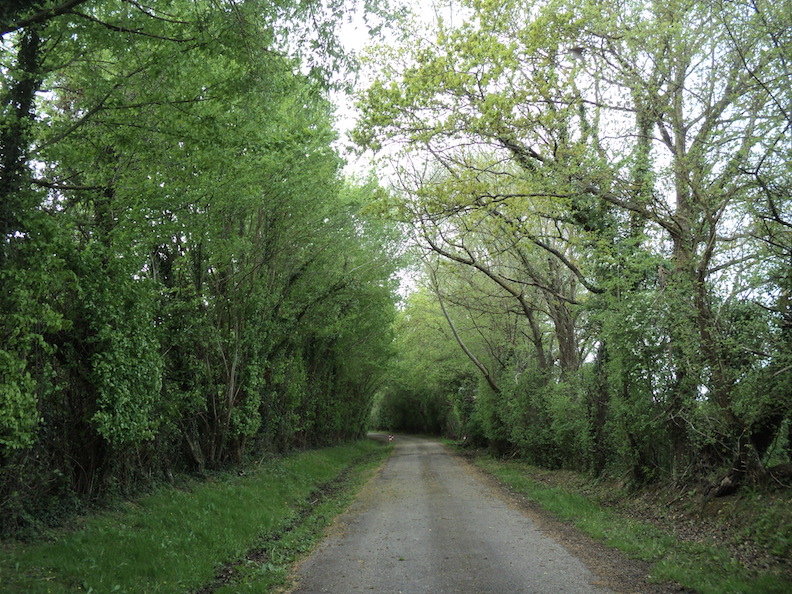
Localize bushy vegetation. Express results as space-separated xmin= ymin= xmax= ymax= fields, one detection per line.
xmin=363 ymin=0 xmax=791 ymax=494
xmin=0 ymin=0 xmax=400 ymax=533
xmin=474 ymin=455 xmax=792 ymax=593
xmin=0 ymin=439 xmax=390 ymax=593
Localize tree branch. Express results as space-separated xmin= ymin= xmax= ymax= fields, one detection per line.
xmin=32 ymin=178 xmax=102 ymax=191
xmin=1 ymin=0 xmax=89 ymax=36
xmin=69 ymin=10 xmax=195 ymax=42
xmin=428 ymin=266 xmax=500 ymax=394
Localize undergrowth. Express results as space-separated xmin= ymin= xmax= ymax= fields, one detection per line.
xmin=0 ymin=439 xmax=391 ymax=593
xmin=472 ymin=454 xmax=792 ymax=594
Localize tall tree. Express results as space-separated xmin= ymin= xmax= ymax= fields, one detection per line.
xmin=1 ymin=0 xmax=404 ymax=529
xmin=355 ymin=0 xmax=791 ymax=486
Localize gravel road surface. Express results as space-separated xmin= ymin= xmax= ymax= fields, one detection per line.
xmin=290 ymin=435 xmax=613 ymax=593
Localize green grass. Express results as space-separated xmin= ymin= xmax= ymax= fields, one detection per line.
xmin=0 ymin=439 xmax=391 ymax=593
xmin=474 ymin=456 xmax=792 ymax=594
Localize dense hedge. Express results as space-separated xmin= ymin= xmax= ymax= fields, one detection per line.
xmin=0 ymin=0 xmax=399 ymax=533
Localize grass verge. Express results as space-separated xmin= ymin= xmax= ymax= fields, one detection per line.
xmin=472 ymin=455 xmax=792 ymax=594
xmin=0 ymin=439 xmax=391 ymax=593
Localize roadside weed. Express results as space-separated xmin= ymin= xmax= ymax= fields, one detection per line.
xmin=474 ymin=456 xmax=792 ymax=594
xmin=0 ymin=439 xmax=391 ymax=593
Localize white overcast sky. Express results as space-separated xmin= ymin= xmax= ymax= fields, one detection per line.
xmin=333 ymin=0 xmax=463 ymax=175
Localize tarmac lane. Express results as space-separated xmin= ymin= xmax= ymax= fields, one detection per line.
xmin=289 ymin=435 xmax=612 ymax=593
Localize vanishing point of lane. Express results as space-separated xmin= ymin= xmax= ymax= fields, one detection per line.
xmin=291 ymin=435 xmax=611 ymax=593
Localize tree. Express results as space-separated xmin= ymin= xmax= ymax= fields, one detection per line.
xmin=355 ymin=0 xmax=791 ymax=487
xmin=1 ymin=0 xmax=404 ymax=530
xmin=373 ymin=284 xmax=479 ymax=436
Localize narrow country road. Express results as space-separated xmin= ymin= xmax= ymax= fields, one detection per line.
xmin=290 ymin=435 xmax=613 ymax=593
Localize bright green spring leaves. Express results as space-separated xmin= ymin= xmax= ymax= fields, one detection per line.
xmin=0 ymin=0 xmax=402 ymax=528
xmin=358 ymin=0 xmax=791 ymax=485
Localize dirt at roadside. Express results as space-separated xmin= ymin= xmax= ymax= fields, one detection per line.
xmin=464 ymin=452 xmax=792 ymax=591
xmin=457 ymin=457 xmax=687 ymax=593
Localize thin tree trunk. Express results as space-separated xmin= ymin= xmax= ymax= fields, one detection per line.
xmin=0 ymin=27 xmax=40 ymax=267
xmin=430 ymin=269 xmax=500 ymax=395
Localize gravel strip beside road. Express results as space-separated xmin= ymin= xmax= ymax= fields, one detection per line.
xmin=290 ymin=435 xmax=613 ymax=593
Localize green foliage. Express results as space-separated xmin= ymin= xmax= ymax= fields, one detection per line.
xmin=746 ymin=504 xmax=792 ymax=558
xmin=0 ymin=350 xmax=38 ymax=450
xmin=373 ymin=288 xmax=476 ymax=435
xmin=70 ymin=257 xmax=163 ymax=447
xmin=0 ymin=0 xmax=402 ymax=530
xmin=356 ymin=0 xmax=791 ymax=490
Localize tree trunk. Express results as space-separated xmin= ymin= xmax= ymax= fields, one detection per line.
xmin=588 ymin=340 xmax=610 ymax=476
xmin=0 ymin=26 xmax=40 ymax=267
